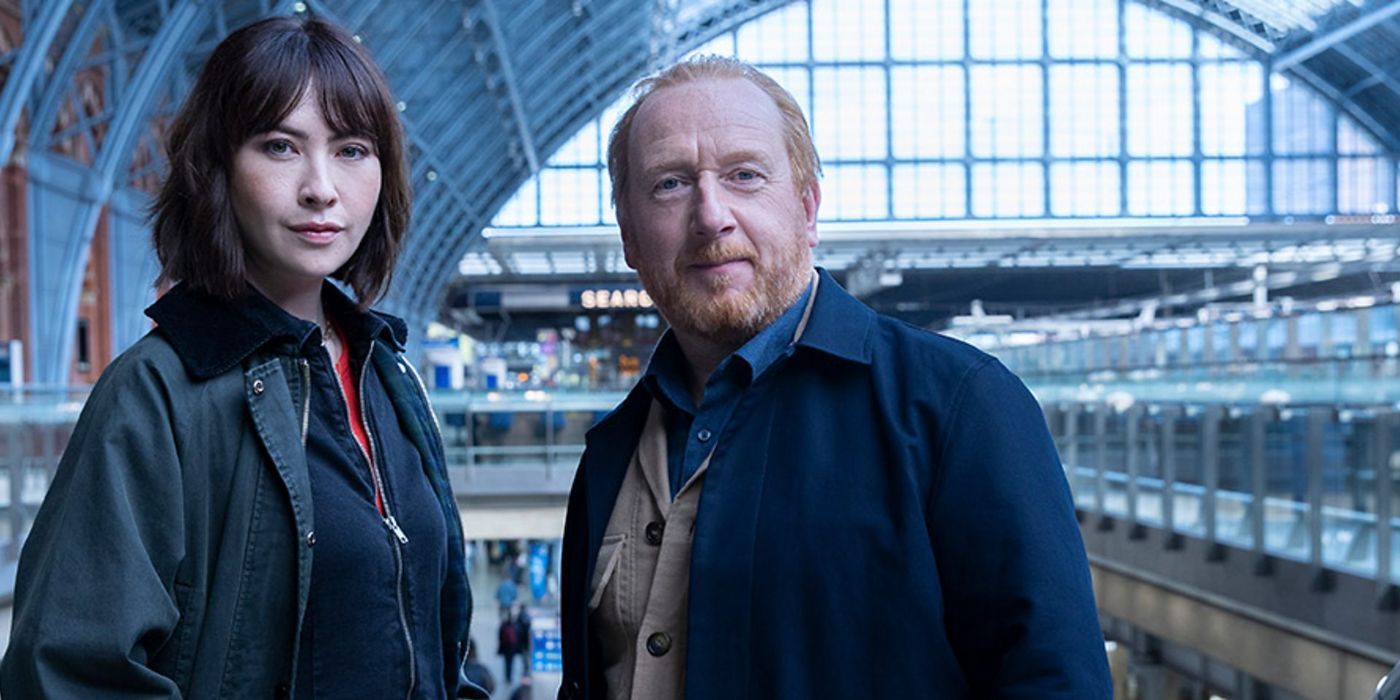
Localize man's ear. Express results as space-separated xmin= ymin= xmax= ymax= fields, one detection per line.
xmin=801 ymin=179 xmax=821 ymax=247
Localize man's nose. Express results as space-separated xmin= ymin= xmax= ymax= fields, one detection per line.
xmin=692 ymin=176 xmax=737 ymax=237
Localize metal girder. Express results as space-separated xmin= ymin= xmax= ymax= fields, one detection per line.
xmin=1331 ymin=42 xmax=1400 ymax=102
xmin=108 ymin=187 xmax=158 ymax=352
xmin=470 ymin=0 xmax=540 ymax=174
xmin=1285 ymin=61 xmax=1400 ymax=152
xmin=395 ymin=27 xmax=470 ymax=104
xmin=1143 ymin=0 xmax=1274 ymax=56
xmin=26 ymin=0 xmax=209 ymax=385
xmin=1274 ymin=1 xmax=1400 ymax=71
xmin=1043 ymin=258 xmax=1400 ymax=322
xmin=368 ymin=0 xmax=451 ymax=70
xmin=0 ymin=0 xmax=74 ymax=164
xmin=30 ymin=0 xmax=112 ymax=151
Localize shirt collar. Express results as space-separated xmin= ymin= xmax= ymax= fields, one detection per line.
xmin=641 ymin=270 xmax=818 ymax=413
xmin=145 ymin=282 xmax=406 ymax=380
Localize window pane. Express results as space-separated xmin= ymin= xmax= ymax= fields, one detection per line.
xmin=736 ymin=2 xmax=809 ymax=63
xmin=890 ymin=0 xmax=963 ymax=59
xmin=1338 ymin=158 xmax=1394 ymax=214
xmin=1200 ymin=62 xmax=1266 ymax=156
xmin=821 ymin=164 xmax=889 ymax=220
xmin=812 ymin=0 xmax=885 ymax=61
xmin=1202 ymin=159 xmax=1268 ymax=216
xmin=1273 ymin=76 xmax=1334 ymax=155
xmin=893 ymin=164 xmax=967 ymax=219
xmin=688 ymin=32 xmax=735 ymax=57
xmin=813 ymin=67 xmax=887 ymax=160
xmin=1127 ymin=160 xmax=1194 ymax=215
xmin=1273 ymin=158 xmax=1332 ymax=215
xmin=1127 ymin=63 xmax=1193 ymax=156
xmin=492 ymin=174 xmax=539 ymax=227
xmin=1338 ymin=115 xmax=1381 ymax=156
xmin=972 ymin=162 xmax=1045 ymax=217
xmin=891 ymin=66 xmax=965 ymax=158
xmin=548 ymin=119 xmax=600 ymax=166
xmin=969 ymin=0 xmax=1042 ymax=59
xmin=1124 ymin=2 xmax=1191 ymax=58
xmin=1048 ymin=0 xmax=1118 ymax=58
xmin=970 ymin=65 xmax=1043 ymax=157
xmin=538 ymin=168 xmax=601 ymax=225
xmin=1051 ymin=162 xmax=1121 ymax=216
xmin=1050 ymin=65 xmax=1119 ymax=157
xmin=762 ymin=67 xmax=812 ymax=134
xmin=1198 ymin=31 xmax=1245 ymax=59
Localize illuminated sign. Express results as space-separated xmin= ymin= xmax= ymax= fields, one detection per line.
xmin=580 ymin=288 xmax=654 ymax=309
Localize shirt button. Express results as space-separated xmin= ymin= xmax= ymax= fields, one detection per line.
xmin=696 ymin=428 xmax=712 ymax=442
xmin=305 ymin=531 xmax=317 ymax=547
xmin=252 ymin=379 xmax=265 ymax=395
xmin=646 ymin=632 xmax=672 ymax=657
xmin=644 ymin=521 xmax=665 ymax=545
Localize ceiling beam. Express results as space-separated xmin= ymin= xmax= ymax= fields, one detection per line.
xmin=1274 ymin=1 xmax=1400 ymax=71
xmin=470 ymin=0 xmax=539 ymax=174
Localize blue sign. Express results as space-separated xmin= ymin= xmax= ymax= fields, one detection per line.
xmin=529 ymin=542 xmax=550 ymax=601
xmin=529 ymin=612 xmax=562 ymax=673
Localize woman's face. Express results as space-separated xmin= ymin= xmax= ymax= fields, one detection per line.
xmin=229 ymin=88 xmax=381 ymax=296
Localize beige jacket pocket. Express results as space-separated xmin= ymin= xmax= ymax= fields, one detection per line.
xmin=588 ymin=533 xmax=626 ymax=611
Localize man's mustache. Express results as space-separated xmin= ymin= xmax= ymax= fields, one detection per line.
xmin=676 ymin=240 xmax=757 ymax=271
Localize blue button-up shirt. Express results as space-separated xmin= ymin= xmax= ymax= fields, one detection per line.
xmin=641 ymin=272 xmax=816 ymax=498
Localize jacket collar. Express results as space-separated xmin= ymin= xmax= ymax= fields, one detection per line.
xmin=792 ymin=268 xmax=875 ymax=365
xmin=145 ymin=282 xmax=407 ymax=380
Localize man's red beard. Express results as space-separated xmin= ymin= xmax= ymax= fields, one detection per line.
xmin=640 ymin=236 xmax=812 ymax=348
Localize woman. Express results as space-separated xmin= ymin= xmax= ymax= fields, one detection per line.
xmin=1 ymin=16 xmax=486 ymax=699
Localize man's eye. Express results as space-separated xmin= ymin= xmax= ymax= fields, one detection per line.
xmin=658 ymin=178 xmax=681 ymax=191
xmin=735 ymin=170 xmax=757 ymax=181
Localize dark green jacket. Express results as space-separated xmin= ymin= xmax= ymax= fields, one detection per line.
xmin=1 ymin=286 xmax=484 ymax=699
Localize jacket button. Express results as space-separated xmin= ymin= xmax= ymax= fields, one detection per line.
xmin=696 ymin=428 xmax=712 ymax=442
xmin=305 ymin=531 xmax=316 ymax=547
xmin=252 ymin=379 xmax=265 ymax=395
xmin=644 ymin=521 xmax=664 ymax=545
xmin=645 ymin=631 xmax=671 ymax=657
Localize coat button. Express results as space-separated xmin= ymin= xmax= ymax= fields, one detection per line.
xmin=644 ymin=521 xmax=664 ymax=545
xmin=252 ymin=379 xmax=265 ymax=395
xmin=645 ymin=631 xmax=672 ymax=657
xmin=696 ymin=428 xmax=712 ymax=442
xmin=305 ymin=531 xmax=316 ymax=547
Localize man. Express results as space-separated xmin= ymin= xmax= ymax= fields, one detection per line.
xmin=560 ymin=56 xmax=1111 ymax=699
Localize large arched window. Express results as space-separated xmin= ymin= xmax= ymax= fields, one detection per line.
xmin=469 ymin=0 xmax=1397 ymax=275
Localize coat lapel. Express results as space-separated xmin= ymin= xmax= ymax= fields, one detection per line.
xmin=581 ymin=388 xmax=652 ymax=581
xmin=684 ymin=385 xmax=778 ymax=699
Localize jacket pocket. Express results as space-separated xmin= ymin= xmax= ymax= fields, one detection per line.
xmin=587 ymin=533 xmax=626 ymax=612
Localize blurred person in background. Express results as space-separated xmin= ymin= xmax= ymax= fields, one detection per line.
xmin=558 ymin=56 xmax=1111 ymax=699
xmin=0 ymin=15 xmax=485 ymax=699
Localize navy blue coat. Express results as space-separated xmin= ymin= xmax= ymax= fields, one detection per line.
xmin=560 ymin=270 xmax=1111 ymax=699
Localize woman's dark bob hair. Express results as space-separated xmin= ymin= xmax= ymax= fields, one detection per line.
xmin=152 ymin=15 xmax=409 ymax=306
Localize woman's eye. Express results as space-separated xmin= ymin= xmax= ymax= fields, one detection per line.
xmin=263 ymin=139 xmax=294 ymax=156
xmin=340 ymin=144 xmax=371 ymax=159
xmin=735 ymin=170 xmax=757 ymax=181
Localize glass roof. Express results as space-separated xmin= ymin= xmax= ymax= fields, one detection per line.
xmin=1221 ymin=0 xmax=1361 ymax=34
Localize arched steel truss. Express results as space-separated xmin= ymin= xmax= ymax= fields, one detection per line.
xmin=0 ymin=0 xmax=1397 ymax=385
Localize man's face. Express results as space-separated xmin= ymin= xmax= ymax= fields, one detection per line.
xmin=619 ymin=77 xmax=819 ymax=347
